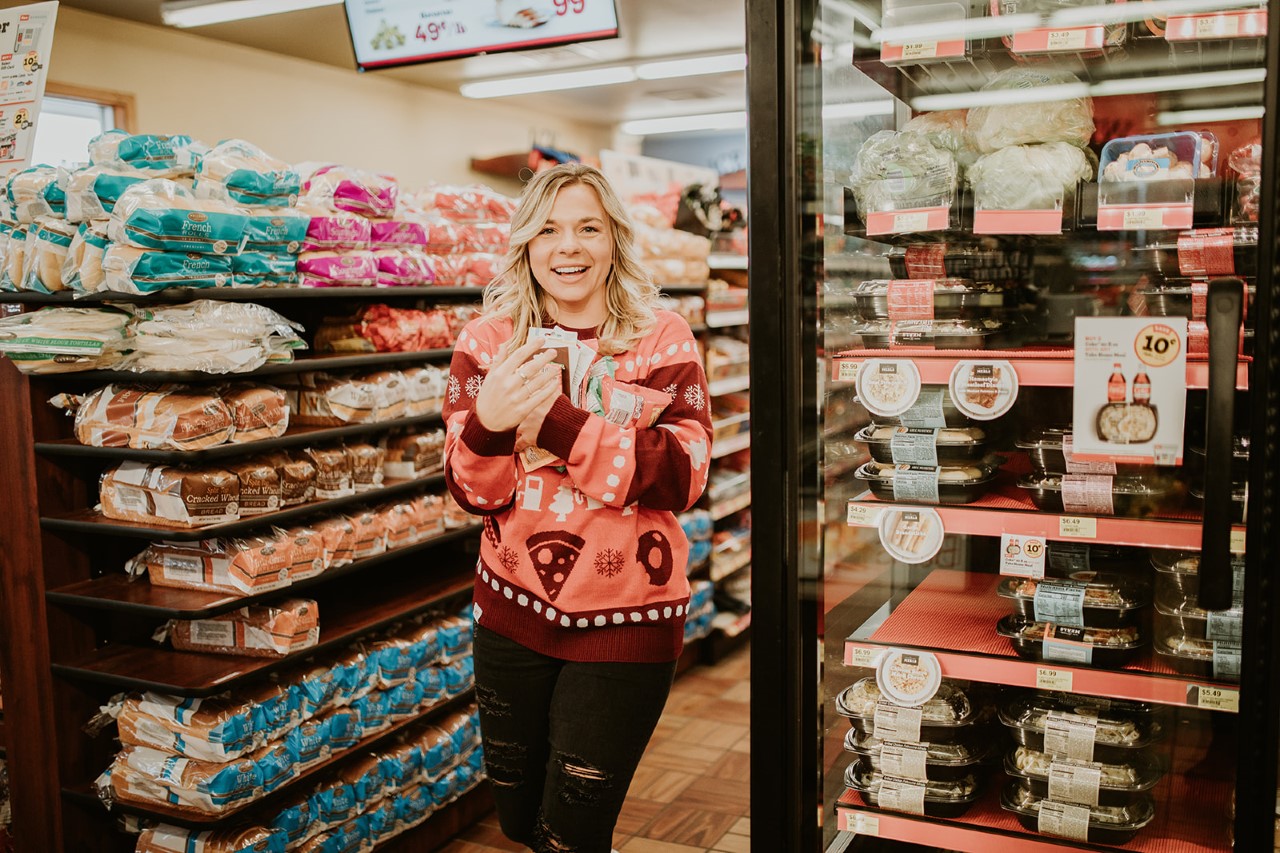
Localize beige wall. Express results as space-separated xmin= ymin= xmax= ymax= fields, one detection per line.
xmin=40 ymin=7 xmax=614 ymax=194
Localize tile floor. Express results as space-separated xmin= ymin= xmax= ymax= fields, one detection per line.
xmin=439 ymin=641 xmax=751 ymax=853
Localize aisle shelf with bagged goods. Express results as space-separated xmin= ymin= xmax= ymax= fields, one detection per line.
xmin=0 ymin=148 xmax=508 ymax=849
xmin=747 ymin=0 xmax=1278 ymax=851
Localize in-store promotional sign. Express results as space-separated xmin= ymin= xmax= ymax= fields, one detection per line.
xmin=0 ymin=2 xmax=56 ymax=172
xmin=344 ymin=0 xmax=620 ymax=70
xmin=1071 ymin=317 xmax=1187 ymax=465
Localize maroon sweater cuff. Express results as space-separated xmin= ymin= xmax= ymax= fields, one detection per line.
xmin=461 ymin=415 xmax=516 ymax=457
xmin=537 ymin=396 xmax=590 ymax=460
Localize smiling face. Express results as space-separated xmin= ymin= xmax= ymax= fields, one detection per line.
xmin=529 ymin=181 xmax=614 ymax=328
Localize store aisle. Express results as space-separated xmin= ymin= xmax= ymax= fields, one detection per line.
xmin=440 ymin=642 xmax=751 ymax=853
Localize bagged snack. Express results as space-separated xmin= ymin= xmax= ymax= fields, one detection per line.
xmin=296 ymin=250 xmax=378 ymax=287
xmin=8 ymin=165 xmax=65 ymax=223
xmin=966 ymin=68 xmax=1094 ymax=153
xmin=194 ymin=139 xmax=301 ymax=207
xmin=63 ymin=165 xmax=148 ymax=223
xmin=22 ymin=216 xmax=77 ymax=292
xmin=88 ymin=130 xmax=201 ymax=177
xmin=70 ymin=384 xmax=236 ymax=450
xmin=99 ymin=462 xmax=240 ymax=528
xmin=109 ymin=179 xmax=248 ymax=255
xmin=302 ymin=165 xmax=398 ymax=217
xmin=164 ymin=598 xmax=319 ymax=657
xmin=300 ymin=205 xmax=372 ymax=252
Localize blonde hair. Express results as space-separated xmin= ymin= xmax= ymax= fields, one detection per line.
xmin=482 ymin=162 xmax=659 ymax=356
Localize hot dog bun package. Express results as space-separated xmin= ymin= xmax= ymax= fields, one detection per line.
xmin=88 ymin=130 xmax=201 ymax=178
xmin=193 ymin=139 xmax=301 ymax=208
xmin=109 ymin=179 xmax=249 ymax=255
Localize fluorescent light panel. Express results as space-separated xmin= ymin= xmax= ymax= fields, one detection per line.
xmin=824 ymin=99 xmax=895 ymax=119
xmin=461 ymin=66 xmax=636 ymax=98
xmin=620 ymin=111 xmax=747 ymax=136
xmin=1157 ymin=106 xmax=1265 ymax=124
xmin=161 ymin=0 xmax=340 ymax=27
xmin=635 ymin=53 xmax=745 ymax=80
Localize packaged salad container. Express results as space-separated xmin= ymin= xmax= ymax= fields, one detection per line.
xmin=1015 ymin=425 xmax=1149 ymax=477
xmin=843 ymin=728 xmax=996 ymax=782
xmin=1000 ymin=781 xmax=1155 ymax=845
xmin=856 ymin=424 xmax=989 ymax=466
xmin=998 ymin=573 xmax=1151 ymax=629
xmin=855 ymin=459 xmax=1002 ymax=505
xmin=1016 ymin=472 xmax=1183 ymax=517
xmin=834 ymin=677 xmax=988 ymax=743
xmin=844 ymin=760 xmax=981 ymax=818
xmin=848 ymin=279 xmax=1013 ymax=321
xmin=1004 ymin=745 xmax=1164 ymax=807
xmin=997 ymin=615 xmax=1145 ymax=668
xmin=998 ymin=691 xmax=1165 ymax=764
xmin=887 ymin=243 xmax=1035 ymax=282
xmin=851 ymin=317 xmax=1012 ymax=350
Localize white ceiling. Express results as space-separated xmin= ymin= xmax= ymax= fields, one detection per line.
xmin=37 ymin=0 xmax=748 ymax=127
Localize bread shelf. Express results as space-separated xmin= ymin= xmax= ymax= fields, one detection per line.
xmin=51 ymin=568 xmax=473 ymax=696
xmin=845 ymin=481 xmax=1245 ymax=552
xmin=710 ymin=549 xmax=751 ymax=582
xmin=35 ymin=412 xmax=444 ymax=465
xmin=63 ymin=349 xmax=455 ymax=385
xmin=708 ymin=373 xmax=750 ymax=396
xmin=41 ymin=473 xmax=446 ymax=543
xmin=706 ymin=309 xmax=750 ymax=329
xmin=844 ymin=570 xmax=1239 ymax=711
xmin=831 ymin=350 xmax=1250 ymax=391
xmin=0 ymin=287 xmax=485 ymax=305
xmin=62 ymin=689 xmax=478 ymax=828
xmin=708 ymin=253 xmax=749 ymax=270
xmin=712 ymin=432 xmax=751 ymax=459
xmin=709 ymin=491 xmax=752 ymax=521
xmin=46 ymin=522 xmax=482 ymax=619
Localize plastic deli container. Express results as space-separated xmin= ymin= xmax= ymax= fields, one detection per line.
xmin=1187 ymin=436 xmax=1250 ymax=486
xmin=1015 ymin=425 xmax=1147 ymax=477
xmin=843 ymin=728 xmax=995 ymax=782
xmin=848 ymin=279 xmax=1013 ymax=321
xmin=998 ymin=692 xmax=1165 ymax=765
xmin=844 ymin=761 xmax=981 ymax=818
xmin=1000 ymin=781 xmax=1155 ymax=845
xmin=857 ymin=387 xmax=974 ymax=429
xmin=1004 ymin=746 xmax=1164 ymax=807
xmin=1016 ymin=472 xmax=1182 ymax=518
xmin=855 ymin=424 xmax=988 ymax=466
xmin=1152 ymin=549 xmax=1245 ymax=608
xmin=855 ymin=460 xmax=1002 ymax=505
xmin=1188 ymin=482 xmax=1248 ymax=524
xmin=1099 ymin=131 xmax=1216 ymax=183
xmin=1153 ymin=622 xmax=1241 ymax=682
xmin=1135 ymin=227 xmax=1258 ymax=278
xmin=997 ymin=574 xmax=1151 ymax=629
xmin=887 ymin=243 xmax=1035 ymax=281
xmin=1044 ymin=542 xmax=1148 ymax=575
xmin=850 ymin=318 xmax=1011 ymax=350
xmin=834 ymin=678 xmax=986 ymax=743
xmin=1134 ymin=281 xmax=1257 ymax=321
xmin=996 ymin=615 xmax=1145 ymax=668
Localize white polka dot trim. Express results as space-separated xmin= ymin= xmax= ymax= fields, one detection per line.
xmin=594 ymin=615 xmax=607 ymax=627
xmin=606 ymin=474 xmax=620 ymax=487
xmin=631 ymin=612 xmax=643 ymax=622
xmin=480 ymin=352 xmax=492 ymax=365
xmin=613 ymin=613 xmax=625 ymax=624
xmin=663 ymin=606 xmax=672 ymax=618
xmin=667 ymin=344 xmax=678 ymax=355
xmin=602 ymin=492 xmax=615 ymax=501
xmin=517 ymin=595 xmax=528 ymax=607
xmin=682 ymin=342 xmax=692 ymax=352
xmin=650 ymin=354 xmax=662 ymax=364
xmin=468 ymin=338 xmax=478 ymax=351
xmin=503 ymin=586 xmax=513 ymax=599
xmin=619 ymin=437 xmax=632 ymax=450
xmin=647 ymin=609 xmax=659 ymax=620
xmin=476 ymin=496 xmax=488 ymax=506
xmin=612 ymin=455 xmax=625 ymax=468
xmin=625 ymin=360 xmax=634 ymax=371
xmin=490 ymin=579 xmax=500 ymax=591
xmin=546 ymin=607 xmax=556 ymax=620
xmin=481 ymin=570 xmax=490 ymax=583
xmin=561 ymin=615 xmax=572 ymax=627
xmin=534 ymin=600 xmax=543 ymax=613
xmin=576 ymin=618 xmax=588 ymax=628
xmin=675 ymin=605 xmax=684 ymax=616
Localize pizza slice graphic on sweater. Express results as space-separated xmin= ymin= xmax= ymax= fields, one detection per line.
xmin=526 ymin=530 xmax=586 ymax=602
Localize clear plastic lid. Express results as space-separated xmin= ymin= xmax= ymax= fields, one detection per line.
xmin=1015 ymin=424 xmax=1073 ymax=452
xmin=998 ymin=573 xmax=1151 ymax=611
xmin=856 ymin=459 xmax=1002 ymax=485
xmin=998 ymin=692 xmax=1164 ymax=747
xmin=843 ymin=728 xmax=994 ymax=766
xmin=835 ymin=677 xmax=978 ymax=725
xmin=852 ymin=317 xmax=1006 ymax=336
xmin=997 ymin=615 xmax=1144 ymax=649
xmin=858 ymin=425 xmax=987 ymax=446
xmin=1018 ymin=472 xmax=1174 ymax=497
xmin=844 ymin=762 xmax=980 ymax=802
xmin=1150 ymin=549 xmax=1200 ymax=575
xmin=1154 ymin=587 xmax=1243 ymax=620
xmin=1005 ymin=746 xmax=1164 ymax=792
xmin=854 ymin=278 xmax=992 ymax=295
xmin=1002 ymin=781 xmax=1156 ymax=829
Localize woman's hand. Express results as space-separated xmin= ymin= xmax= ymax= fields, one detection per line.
xmin=474 ymin=339 xmax=562 ymax=432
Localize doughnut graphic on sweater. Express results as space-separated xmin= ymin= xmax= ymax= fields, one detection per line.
xmin=526 ymin=530 xmax=585 ymax=602
xmin=637 ymin=530 xmax=674 ymax=586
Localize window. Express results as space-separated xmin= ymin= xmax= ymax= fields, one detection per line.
xmin=28 ymin=83 xmax=135 ymax=167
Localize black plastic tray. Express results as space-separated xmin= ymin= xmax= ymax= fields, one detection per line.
xmin=996 ymin=615 xmax=1144 ymax=669
xmin=1003 ymin=748 xmax=1164 ymax=808
xmin=1000 ymin=782 xmax=1155 ymax=845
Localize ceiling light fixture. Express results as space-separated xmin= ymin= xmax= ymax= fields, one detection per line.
xmin=1157 ymin=105 xmax=1265 ymax=125
xmin=461 ymin=66 xmax=638 ymax=98
xmin=620 ymin=111 xmax=748 ymax=136
xmin=823 ymin=99 xmax=896 ymax=119
xmin=160 ymin=0 xmax=341 ymax=28
xmin=635 ymin=53 xmax=746 ymax=80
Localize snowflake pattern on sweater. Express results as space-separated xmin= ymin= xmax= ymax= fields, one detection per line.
xmin=442 ymin=311 xmax=713 ymax=663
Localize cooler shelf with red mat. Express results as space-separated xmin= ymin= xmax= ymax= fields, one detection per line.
xmin=843 ymin=570 xmax=1239 ymax=711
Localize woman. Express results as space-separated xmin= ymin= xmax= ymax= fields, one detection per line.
xmin=442 ymin=162 xmax=713 ymax=852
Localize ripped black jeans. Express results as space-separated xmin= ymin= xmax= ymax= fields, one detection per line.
xmin=472 ymin=624 xmax=677 ymax=853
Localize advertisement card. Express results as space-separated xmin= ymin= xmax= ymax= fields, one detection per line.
xmin=1071 ymin=317 xmax=1187 ymax=465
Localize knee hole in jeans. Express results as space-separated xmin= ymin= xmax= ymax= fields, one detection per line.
xmin=476 ymin=682 xmax=514 ymax=718
xmin=555 ymin=752 xmax=614 ymax=806
xmin=483 ymin=737 xmax=528 ymax=788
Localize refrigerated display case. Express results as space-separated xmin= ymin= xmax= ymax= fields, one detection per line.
xmin=746 ymin=0 xmax=1280 ymax=850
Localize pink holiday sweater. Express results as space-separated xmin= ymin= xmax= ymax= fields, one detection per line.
xmin=443 ymin=311 xmax=713 ymax=662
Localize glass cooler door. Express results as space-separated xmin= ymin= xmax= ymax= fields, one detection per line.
xmin=745 ymin=0 xmax=1280 ymax=850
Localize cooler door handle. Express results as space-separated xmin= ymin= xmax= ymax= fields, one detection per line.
xmin=1198 ymin=277 xmax=1244 ymax=611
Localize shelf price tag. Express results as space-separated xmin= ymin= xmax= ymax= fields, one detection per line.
xmin=847 ymin=502 xmax=882 ymax=527
xmin=1059 ymin=516 xmax=1097 ymax=539
xmin=1188 ymin=684 xmax=1240 ymax=712
xmin=1230 ymin=528 xmax=1246 ymax=554
xmin=1036 ymin=666 xmax=1075 ymax=693
xmin=841 ymin=811 xmax=880 ymax=835
xmin=836 ymin=360 xmax=860 ymax=382
xmin=1001 ymin=534 xmax=1046 ymax=578
xmin=847 ymin=644 xmax=879 ymax=668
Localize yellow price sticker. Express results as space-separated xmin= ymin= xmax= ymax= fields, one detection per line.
xmin=1230 ymin=529 xmax=1246 ymax=554
xmin=1135 ymin=322 xmax=1182 ymax=368
xmin=837 ymin=360 xmax=860 ymax=382
xmin=1193 ymin=685 xmax=1239 ymax=713
xmin=848 ymin=645 xmax=877 ymax=668
xmin=1036 ymin=667 xmax=1074 ymax=691
xmin=1059 ymin=516 xmax=1098 ymax=539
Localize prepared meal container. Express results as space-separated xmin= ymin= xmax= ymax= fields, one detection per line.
xmin=1136 ymin=227 xmax=1258 ymax=279
xmin=1016 ymin=425 xmax=1151 ymax=477
xmin=1004 ymin=746 xmax=1164 ymax=807
xmin=851 ymin=317 xmax=1010 ymax=350
xmin=857 ymin=387 xmax=975 ymax=428
xmin=1187 ymin=435 xmax=1250 ymax=485
xmin=856 ymin=424 xmax=988 ymax=466
xmin=834 ymin=678 xmax=985 ymax=742
xmin=1000 ymin=781 xmax=1155 ymax=845
xmin=998 ymin=692 xmax=1164 ymax=764
xmin=1099 ymin=131 xmax=1216 ymax=183
xmin=848 ymin=279 xmax=1012 ymax=321
xmin=844 ymin=760 xmax=981 ymax=818
xmin=1151 ymin=549 xmax=1245 ymax=603
xmin=1134 ymin=281 xmax=1256 ymax=325
xmin=1044 ymin=542 xmax=1147 ymax=574
xmin=997 ymin=615 xmax=1144 ymax=668
xmin=998 ymin=573 xmax=1150 ymax=629
xmin=1188 ymin=482 xmax=1248 ymax=524
xmin=1153 ymin=627 xmax=1241 ymax=682
xmin=855 ymin=459 xmax=1002 ymax=505
xmin=1017 ymin=472 xmax=1182 ymax=517
xmin=1155 ymin=596 xmax=1242 ymax=641
xmin=887 ymin=243 xmax=1034 ymax=282
xmin=843 ymin=728 xmax=996 ymax=782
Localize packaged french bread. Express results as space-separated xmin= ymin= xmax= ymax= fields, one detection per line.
xmin=100 ymin=462 xmax=240 ymax=528
xmin=109 ymin=179 xmax=249 ymax=255
xmin=100 ymin=244 xmax=234 ymax=294
xmin=193 ymin=139 xmax=301 ymax=208
xmin=88 ymin=131 xmax=201 ymax=178
xmin=22 ymin=216 xmax=77 ymax=292
xmin=166 ymin=598 xmax=319 ymax=658
xmin=62 ymin=220 xmax=110 ymax=293
xmin=226 ymin=459 xmax=281 ymax=516
xmin=346 ymin=442 xmax=386 ymax=492
xmin=64 ymin=165 xmax=148 ymax=223
xmin=135 ymin=823 xmax=286 ymax=853
xmin=241 ymin=207 xmax=309 ymax=253
xmin=219 ymin=384 xmax=289 ymax=443
xmin=72 ymin=384 xmax=236 ymax=451
xmin=8 ymin=165 xmax=65 ymax=223
xmin=306 ymin=446 xmax=354 ymax=499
